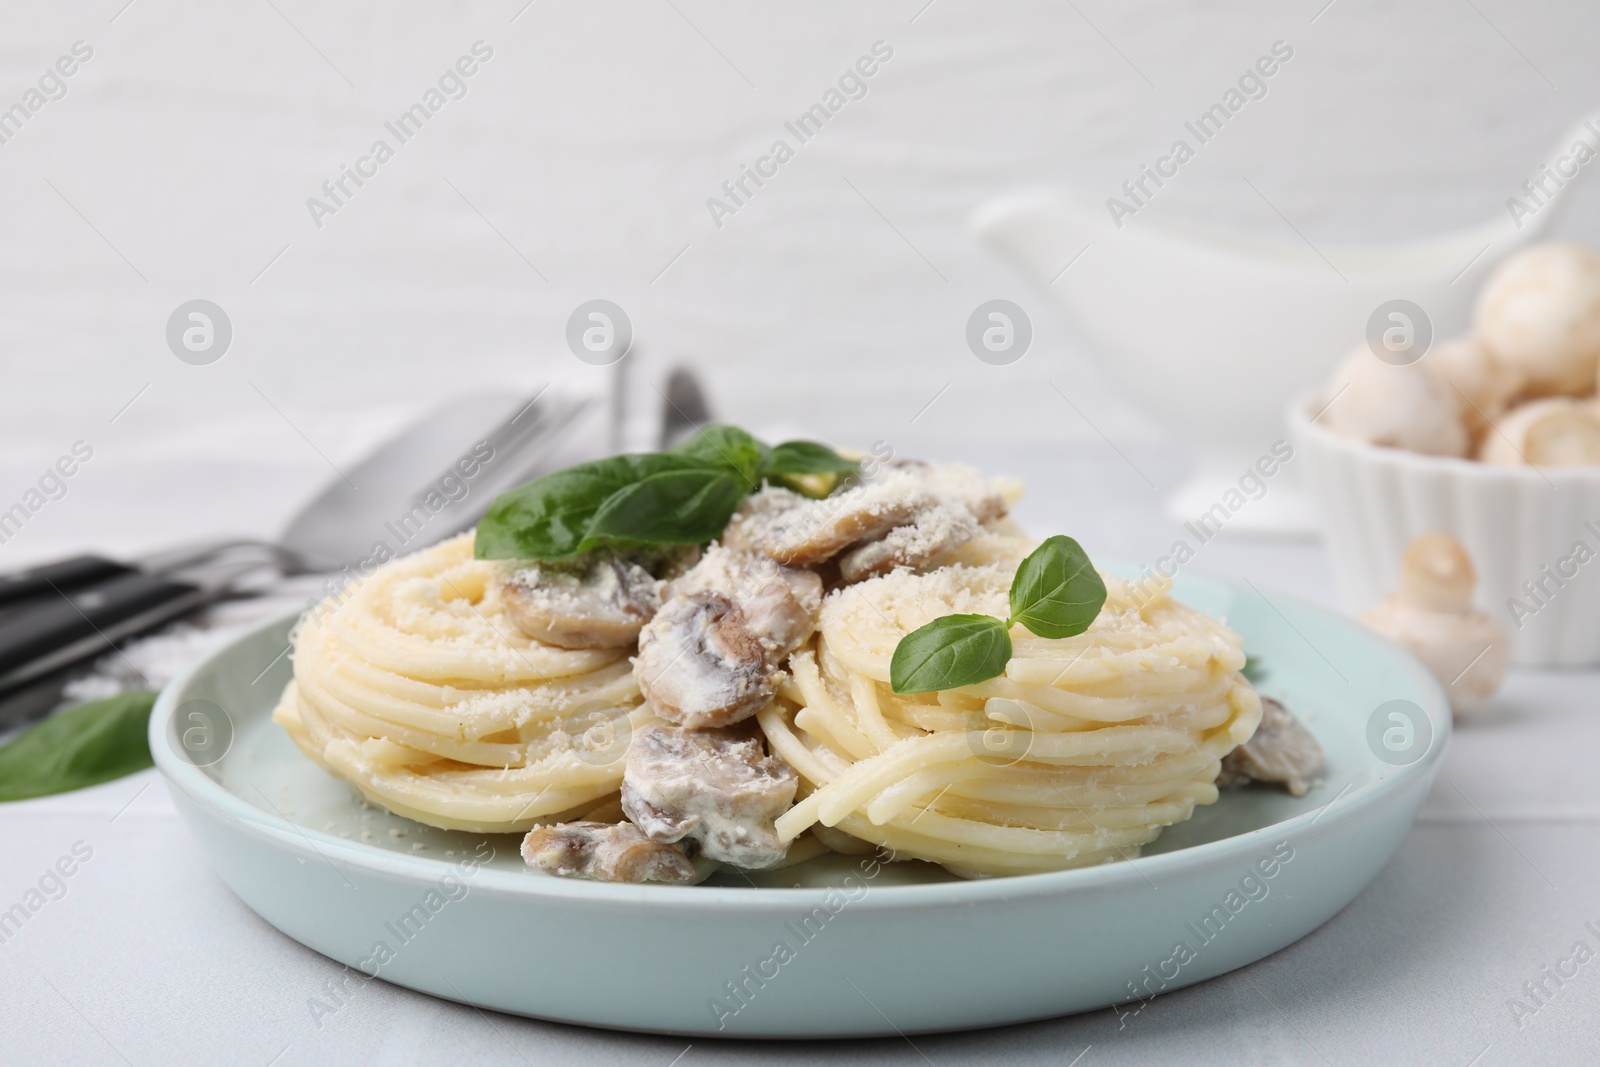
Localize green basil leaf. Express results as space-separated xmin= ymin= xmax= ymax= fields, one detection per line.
xmin=890 ymin=614 xmax=1013 ymax=694
xmin=474 ymin=453 xmax=696 ymax=560
xmin=669 ymin=425 xmax=767 ymax=488
xmin=0 ymin=690 xmax=156 ymax=802
xmin=761 ymin=441 xmax=860 ymax=477
xmin=1008 ymin=534 xmax=1107 ymax=640
xmin=581 ymin=469 xmax=747 ymax=549
xmin=1242 ymin=654 xmax=1265 ymax=684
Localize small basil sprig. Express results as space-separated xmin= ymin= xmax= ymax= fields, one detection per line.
xmin=0 ymin=691 xmax=157 ymax=801
xmin=890 ymin=536 xmax=1106 ymax=694
xmin=474 ymin=425 xmax=858 ymax=561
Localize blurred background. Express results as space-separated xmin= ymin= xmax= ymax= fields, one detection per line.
xmin=2 ymin=0 xmax=1598 ymax=563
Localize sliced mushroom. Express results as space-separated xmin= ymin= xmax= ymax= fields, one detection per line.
xmin=738 ymin=569 xmax=823 ymax=656
xmin=1358 ymin=532 xmax=1508 ymax=715
xmin=633 ymin=591 xmax=778 ymax=728
xmin=520 ymin=820 xmax=695 ymax=883
xmin=888 ymin=458 xmax=1010 ymax=524
xmin=762 ymin=472 xmax=935 ymax=566
xmin=667 ymin=544 xmax=824 ymax=658
xmin=1217 ymin=697 xmax=1324 ymax=797
xmin=735 ymin=464 xmax=1007 ymax=585
xmin=718 ymin=487 xmax=811 ymax=557
xmin=622 ymin=722 xmax=798 ymax=869
xmin=838 ymin=501 xmax=980 ymax=582
xmin=501 ymin=556 xmax=662 ymax=649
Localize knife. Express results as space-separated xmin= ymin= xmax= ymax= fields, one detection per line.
xmin=0 ymin=550 xmax=273 ymax=700
xmin=0 ymin=554 xmax=134 ymax=606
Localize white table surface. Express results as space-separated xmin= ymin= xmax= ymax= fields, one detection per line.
xmin=2 ymin=447 xmax=1597 ymax=1066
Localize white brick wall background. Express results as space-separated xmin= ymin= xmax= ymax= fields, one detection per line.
xmin=1 ymin=0 xmax=1597 ymax=562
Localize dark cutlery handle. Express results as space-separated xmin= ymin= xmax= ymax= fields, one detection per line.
xmin=0 ymin=571 xmax=199 ymax=677
xmin=0 ymin=554 xmax=133 ymax=605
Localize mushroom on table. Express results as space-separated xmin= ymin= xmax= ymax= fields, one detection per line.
xmin=1359 ymin=532 xmax=1508 ymax=715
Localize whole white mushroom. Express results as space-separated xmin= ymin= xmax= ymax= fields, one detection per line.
xmin=1478 ymin=397 xmax=1600 ymax=466
xmin=1318 ymin=346 xmax=1468 ymax=457
xmin=1475 ymin=242 xmax=1600 ymax=397
xmin=1359 ymin=532 xmax=1507 ymax=715
xmin=1427 ymin=334 xmax=1523 ymax=440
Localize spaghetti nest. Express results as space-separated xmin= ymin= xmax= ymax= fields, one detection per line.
xmin=273 ymin=533 xmax=652 ymax=833
xmin=760 ymin=560 xmax=1261 ymax=878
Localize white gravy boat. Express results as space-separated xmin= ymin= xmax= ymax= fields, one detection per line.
xmin=973 ymin=114 xmax=1596 ymax=533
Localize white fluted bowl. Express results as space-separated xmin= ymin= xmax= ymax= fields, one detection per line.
xmin=1291 ymin=397 xmax=1600 ymax=667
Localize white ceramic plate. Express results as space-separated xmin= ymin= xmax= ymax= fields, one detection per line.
xmin=150 ymin=570 xmax=1448 ymax=1038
